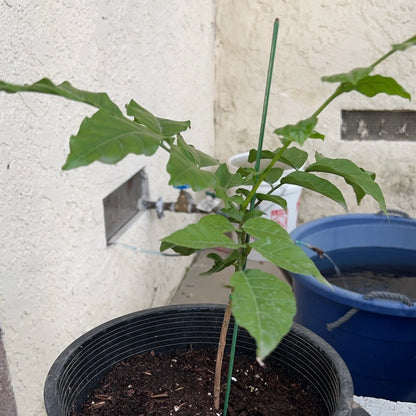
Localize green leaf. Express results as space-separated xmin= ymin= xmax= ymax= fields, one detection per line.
xmin=235 ymin=167 xmax=256 ymax=184
xmin=166 ymin=137 xmax=218 ymax=191
xmin=229 ymin=194 xmax=245 ymax=205
xmin=335 ymin=75 xmax=411 ymax=99
xmin=177 ymin=135 xmax=219 ymax=167
xmin=264 ymin=168 xmax=283 ymax=185
xmin=215 ymin=163 xmax=248 ymax=190
xmin=281 ymin=171 xmax=347 ymax=210
xmin=280 ymin=147 xmax=309 ymax=169
xmin=236 ymin=187 xmax=250 ymax=197
xmin=242 ymin=209 xmax=264 ymax=222
xmin=256 ymin=193 xmax=287 ymax=211
xmin=248 ymin=147 xmax=308 ymax=169
xmin=353 ymin=75 xmax=411 ymax=99
xmin=230 ymin=268 xmax=296 ymax=361
xmin=323 ymin=64 xmax=411 ymax=100
xmin=126 ymin=100 xmax=192 ymax=137
xmin=158 ymin=117 xmax=192 ymax=137
xmin=243 ymin=218 xmax=326 ymax=282
xmin=0 ymin=78 xmax=122 ymax=115
xmin=160 ymin=215 xmax=242 ymax=250
xmin=322 ymin=66 xmax=373 ymax=85
xmin=220 ymin=206 xmax=244 ymax=222
xmin=62 ymin=110 xmax=162 ymax=170
xmin=201 ymin=250 xmax=240 ymax=275
xmin=391 ymin=35 xmax=416 ymax=52
xmin=125 ymin=100 xmax=162 ymax=133
xmin=248 ymin=149 xmax=275 ymax=162
xmin=158 ymin=242 xmax=196 ymax=256
xmin=213 ymin=164 xmax=249 ymax=208
xmin=306 ymin=153 xmax=386 ymax=211
xmin=274 ymin=116 xmax=324 ymax=145
xmin=343 ymin=169 xmax=375 ymax=204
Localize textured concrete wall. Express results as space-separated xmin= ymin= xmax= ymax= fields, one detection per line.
xmin=215 ymin=0 xmax=416 ymax=221
xmin=0 ymin=1 xmax=215 ymax=415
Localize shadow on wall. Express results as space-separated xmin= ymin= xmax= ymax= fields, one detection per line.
xmin=0 ymin=333 xmax=17 ymax=415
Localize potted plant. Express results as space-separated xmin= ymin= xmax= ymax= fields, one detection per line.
xmin=1 ymin=27 xmax=415 ymax=415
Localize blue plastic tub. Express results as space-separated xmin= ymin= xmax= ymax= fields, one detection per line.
xmin=290 ymin=214 xmax=416 ymax=402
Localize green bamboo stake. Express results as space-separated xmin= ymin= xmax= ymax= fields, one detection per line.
xmin=223 ymin=18 xmax=280 ymax=416
xmin=253 ymin=18 xmax=280 ymax=188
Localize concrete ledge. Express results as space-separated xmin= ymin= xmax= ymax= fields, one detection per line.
xmin=355 ymin=396 xmax=416 ymax=416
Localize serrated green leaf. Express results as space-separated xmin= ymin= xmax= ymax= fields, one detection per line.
xmin=160 ymin=215 xmax=241 ymax=250
xmin=306 ymin=153 xmax=386 ymax=211
xmin=166 ymin=137 xmax=218 ymax=191
xmin=274 ymin=116 xmax=323 ymax=145
xmin=230 ymin=268 xmax=296 ymax=361
xmin=256 ymin=193 xmax=287 ymax=211
xmin=62 ymin=110 xmax=162 ymax=170
xmin=243 ymin=218 xmax=326 ymax=282
xmin=0 ymin=78 xmax=122 ymax=115
xmin=281 ymin=171 xmax=347 ymax=210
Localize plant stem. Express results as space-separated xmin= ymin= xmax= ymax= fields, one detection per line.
xmin=241 ymin=140 xmax=290 ymax=212
xmin=371 ymin=48 xmax=396 ymax=69
xmin=214 ymin=300 xmax=232 ymax=410
xmin=311 ymin=88 xmax=343 ymax=119
xmin=159 ymin=141 xmax=171 ymax=152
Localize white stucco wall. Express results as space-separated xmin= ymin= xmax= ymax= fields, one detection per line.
xmin=0 ymin=1 xmax=215 ymax=415
xmin=215 ymin=0 xmax=416 ymax=221
xmin=2 ymin=1 xmax=416 ymax=414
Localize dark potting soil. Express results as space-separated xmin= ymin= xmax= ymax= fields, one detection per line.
xmin=72 ymin=349 xmax=327 ymax=416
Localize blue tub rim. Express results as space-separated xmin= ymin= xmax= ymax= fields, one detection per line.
xmin=290 ymin=213 xmax=416 ymax=318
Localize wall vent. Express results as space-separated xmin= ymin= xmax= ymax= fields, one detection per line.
xmin=103 ymin=168 xmax=148 ymax=242
xmin=341 ymin=110 xmax=416 ymax=141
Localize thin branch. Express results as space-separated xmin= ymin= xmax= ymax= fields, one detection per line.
xmin=214 ymin=299 xmax=232 ymax=410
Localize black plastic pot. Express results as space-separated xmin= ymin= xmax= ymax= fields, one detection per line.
xmin=44 ymin=304 xmax=353 ymax=416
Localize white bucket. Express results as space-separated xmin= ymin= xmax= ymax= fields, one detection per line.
xmin=228 ymin=152 xmax=303 ymax=261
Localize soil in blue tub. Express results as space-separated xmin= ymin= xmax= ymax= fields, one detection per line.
xmin=312 ymin=247 xmax=416 ymax=301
